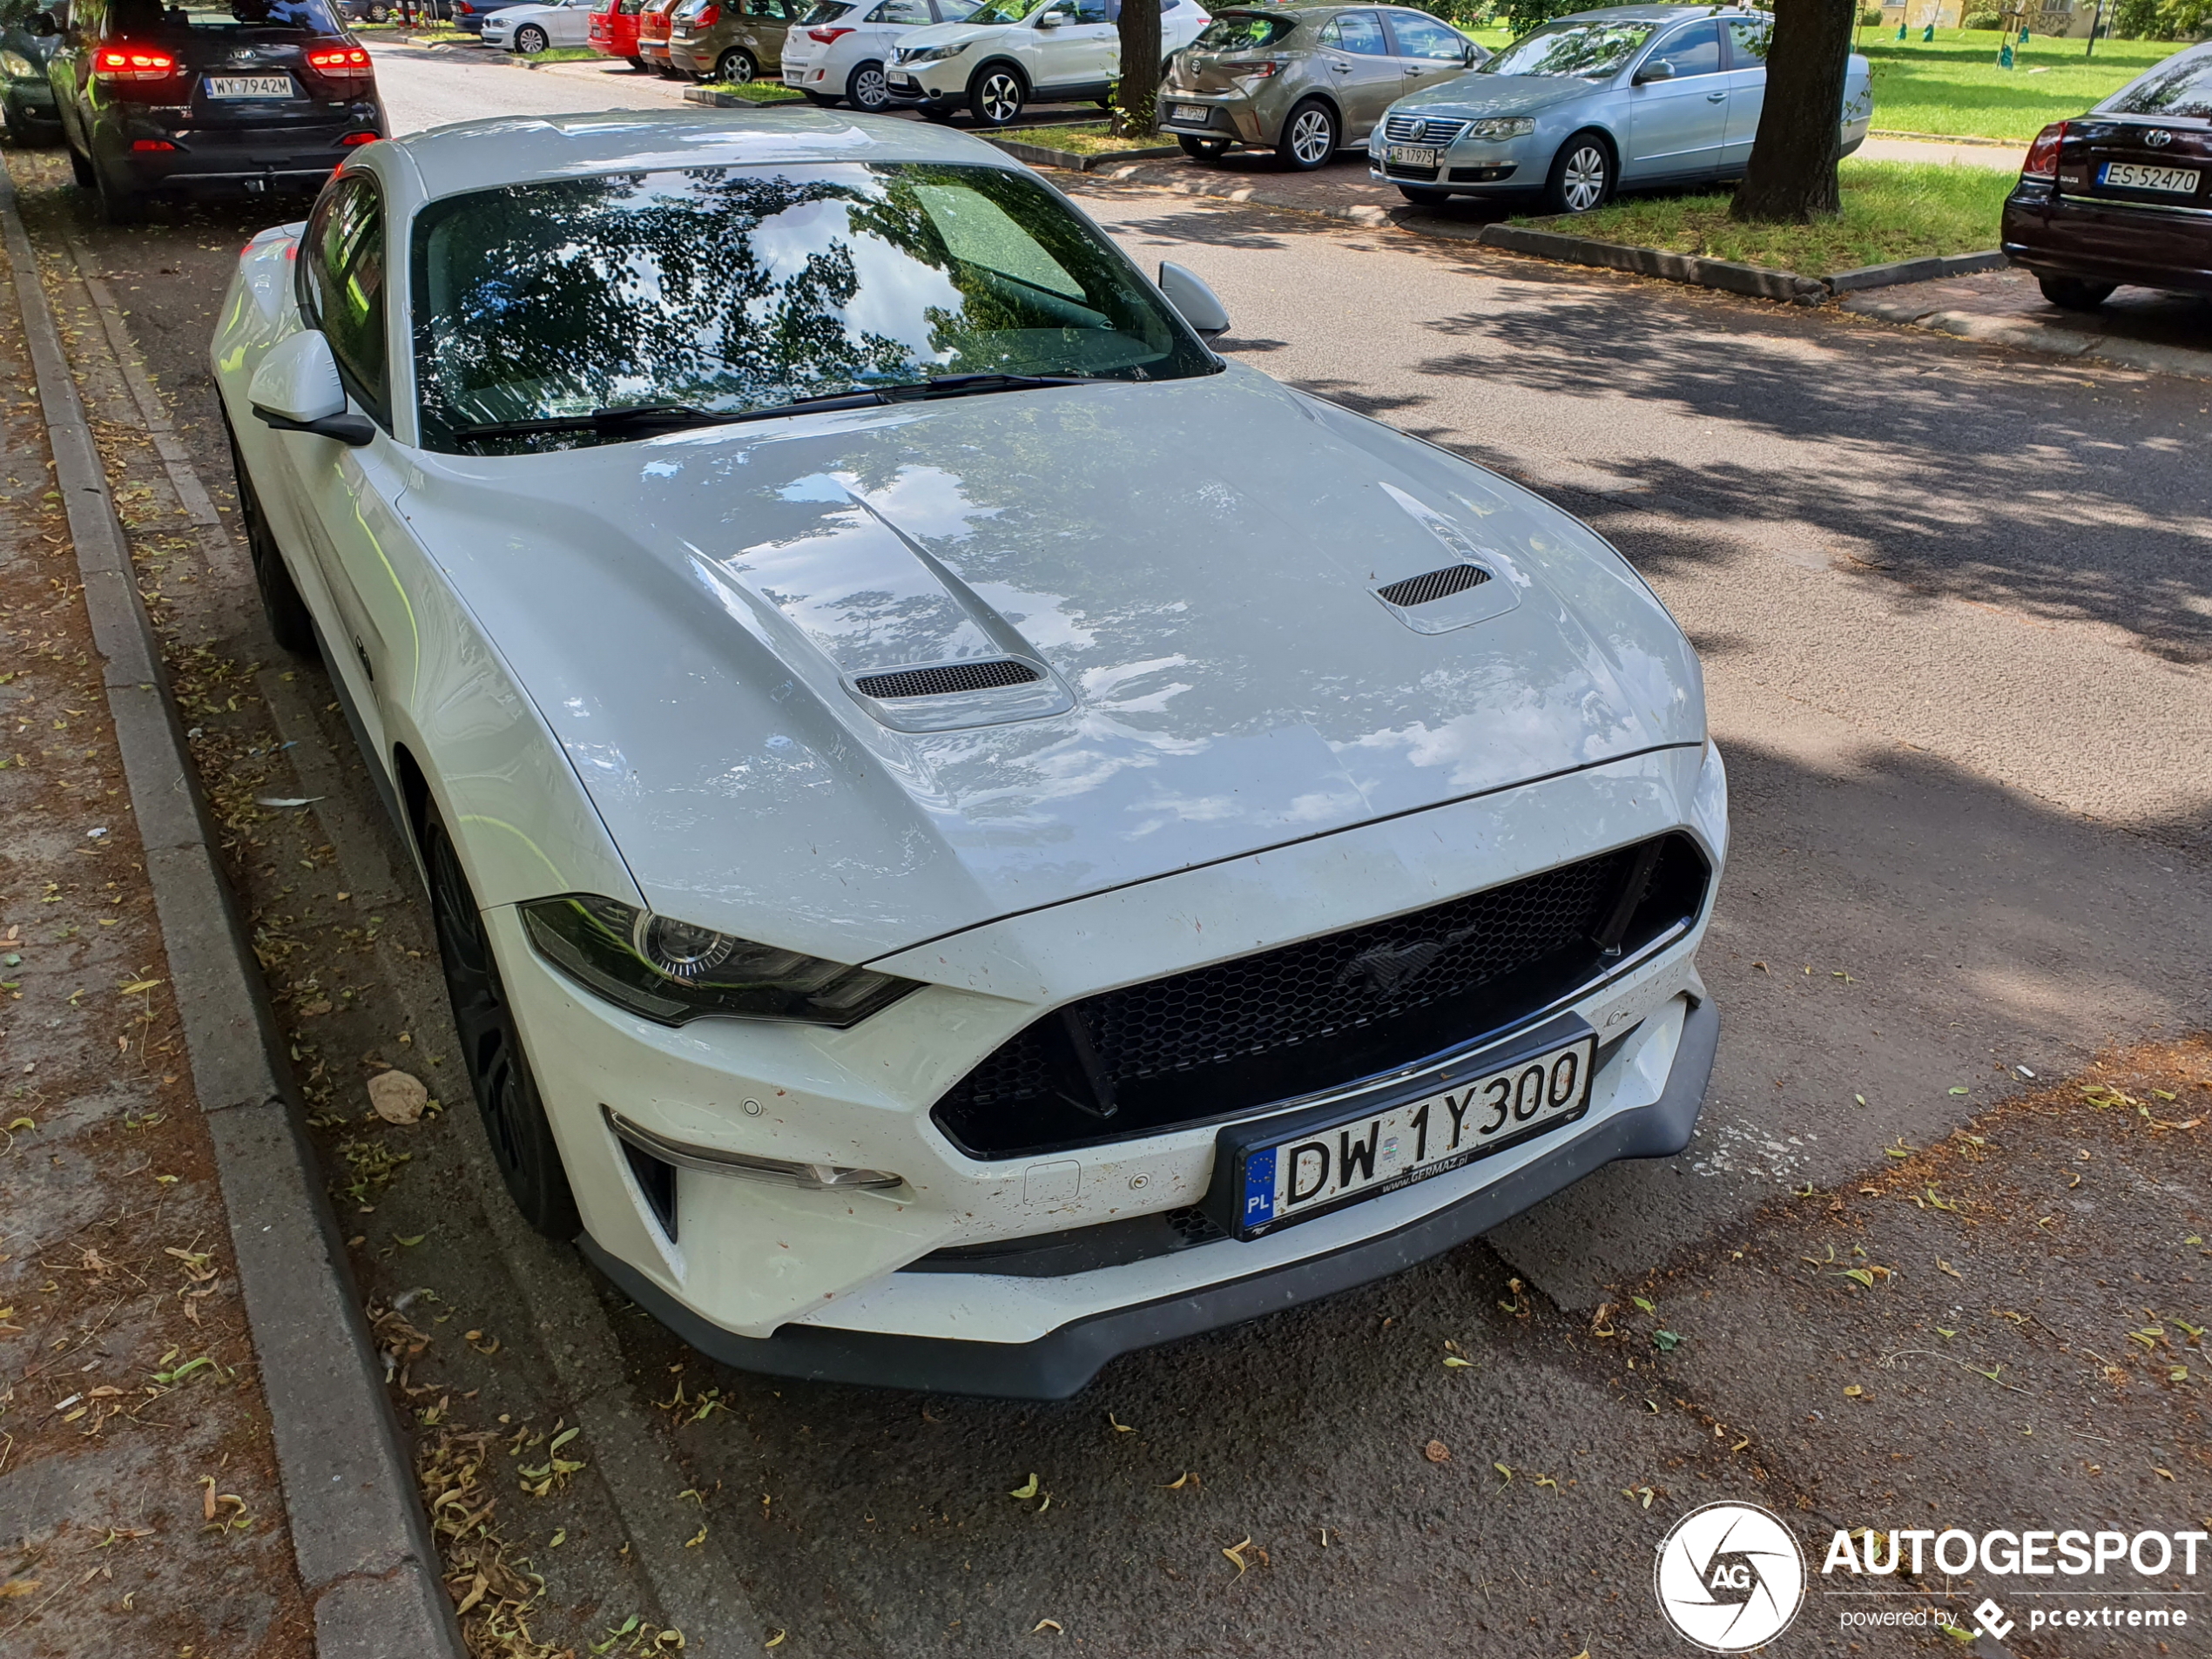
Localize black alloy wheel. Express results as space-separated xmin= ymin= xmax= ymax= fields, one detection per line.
xmin=716 ymin=45 xmax=755 ymax=82
xmin=1178 ymin=133 xmax=1230 ymax=162
xmin=424 ymin=808 xmax=581 ymax=1240
xmin=226 ymin=427 xmax=319 ymax=658
xmin=846 ymin=58 xmax=890 ymax=111
xmin=968 ymin=64 xmax=1023 ymax=127
xmin=1278 ymin=98 xmax=1337 ymax=171
xmin=2037 ymin=273 xmax=2115 ymax=311
xmin=1543 ymin=131 xmax=1612 ymax=214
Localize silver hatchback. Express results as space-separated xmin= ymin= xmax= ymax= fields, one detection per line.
xmin=1369 ymin=3 xmax=1872 ymax=212
xmin=1160 ymin=5 xmax=1486 ymax=172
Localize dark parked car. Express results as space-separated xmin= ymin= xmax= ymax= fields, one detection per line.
xmin=2002 ymin=39 xmax=2212 ymax=310
xmin=50 ymin=0 xmax=384 ymax=222
xmin=449 ymin=0 xmax=536 ymax=30
xmin=1 ymin=3 xmax=64 ymax=140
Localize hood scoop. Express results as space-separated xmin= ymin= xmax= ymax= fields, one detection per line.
xmin=846 ymin=655 xmax=1069 ymax=733
xmin=1370 ymin=482 xmax=1523 ymax=636
xmin=1377 ymin=563 xmax=1491 ymax=608
xmin=854 ymin=658 xmax=1042 ymax=699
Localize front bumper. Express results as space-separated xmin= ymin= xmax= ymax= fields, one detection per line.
xmin=591 ymin=993 xmax=1717 ymax=1399
xmin=2001 ymin=187 xmax=2212 ymax=299
xmin=883 ymin=64 xmax=971 ymax=107
xmin=1366 ymin=126 xmax=1537 ymax=196
xmin=2 ymin=79 xmax=57 ymax=123
xmin=504 ymin=740 xmax=1727 ymax=1394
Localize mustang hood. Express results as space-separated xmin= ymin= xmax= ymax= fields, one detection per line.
xmin=1395 ymin=72 xmax=1599 ymax=118
xmin=402 ymin=368 xmax=1703 ymax=964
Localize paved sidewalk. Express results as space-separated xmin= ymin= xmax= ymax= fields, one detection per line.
xmin=1842 ymin=266 xmax=2212 ymax=380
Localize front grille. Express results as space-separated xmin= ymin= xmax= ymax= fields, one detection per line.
xmin=853 ymin=659 xmax=1040 ymax=699
xmin=933 ymin=832 xmax=1710 ymax=1159
xmin=1383 ymin=114 xmax=1467 ymax=146
xmin=1385 ymin=162 xmax=1441 ymax=181
xmin=1378 ymin=563 xmax=1489 ymax=607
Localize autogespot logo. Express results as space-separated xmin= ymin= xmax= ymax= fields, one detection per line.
xmin=1655 ymin=1501 xmax=1808 ymax=1652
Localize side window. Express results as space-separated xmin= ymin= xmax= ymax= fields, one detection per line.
xmin=1320 ymin=10 xmax=1388 ymax=55
xmin=301 ymin=177 xmax=389 ymax=428
xmin=1069 ymin=0 xmax=1107 ymax=22
xmin=873 ymin=0 xmax=928 ymax=19
xmin=932 ymin=0 xmax=978 ymax=16
xmin=1386 ymin=11 xmax=1467 ymax=60
xmin=1648 ymin=20 xmax=1722 ymax=77
xmin=1723 ymin=18 xmax=1769 ymax=66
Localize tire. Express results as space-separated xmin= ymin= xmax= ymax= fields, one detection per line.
xmin=1178 ymin=133 xmax=1230 ymax=162
xmin=920 ymin=105 xmax=955 ymax=123
xmin=1397 ymin=184 xmax=1452 ymax=206
xmin=227 ymin=428 xmax=320 ymax=660
xmin=967 ymin=63 xmax=1023 ymax=128
xmin=423 ymin=806 xmax=581 ymax=1241
xmin=715 ymin=46 xmax=755 ymax=82
xmin=366 ymin=1 xmax=390 ymax=18
xmin=1543 ymin=130 xmax=1612 ymax=214
xmin=627 ymin=53 xmax=647 ymax=69
xmin=1277 ymin=98 xmax=1337 ymax=171
xmin=846 ymin=58 xmax=891 ymax=111
xmin=515 ymin=23 xmax=546 ymax=51
xmin=66 ymin=138 xmax=94 ymax=189
xmin=2037 ymin=273 xmax=2114 ymax=311
xmin=95 ymin=164 xmax=144 ymax=226
xmin=801 ymin=89 xmax=836 ymax=104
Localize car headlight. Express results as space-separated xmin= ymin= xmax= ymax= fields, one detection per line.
xmin=520 ymin=894 xmax=921 ymax=1027
xmin=0 ymin=50 xmax=37 ymax=79
xmin=1464 ymin=117 xmax=1536 ymax=140
xmin=897 ymin=42 xmax=963 ymax=64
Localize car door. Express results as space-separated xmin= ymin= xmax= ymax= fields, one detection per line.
xmin=1030 ymin=0 xmax=1109 ymax=94
xmin=1381 ymin=8 xmax=1472 ymax=98
xmin=276 ymin=175 xmax=414 ymax=752
xmin=1313 ymin=10 xmax=1399 ymax=141
xmin=1623 ymin=18 xmax=1727 ymax=180
xmin=551 ymin=0 xmax=592 ymax=44
xmin=1719 ymin=15 xmax=1767 ymax=173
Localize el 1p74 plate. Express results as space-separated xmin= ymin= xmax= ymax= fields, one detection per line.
xmin=1209 ymin=1019 xmax=1596 ymax=1239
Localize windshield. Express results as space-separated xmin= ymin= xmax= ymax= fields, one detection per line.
xmin=1192 ymin=10 xmax=1292 ymax=50
xmin=2096 ymin=43 xmax=2212 ymax=119
xmin=1480 ymin=18 xmax=1653 ymax=78
xmin=961 ymin=0 xmax=1044 ymax=24
xmin=411 ymin=163 xmax=1217 ymax=453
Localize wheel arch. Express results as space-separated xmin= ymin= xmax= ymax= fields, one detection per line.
xmin=1275 ymin=89 xmax=1343 ymax=145
xmin=968 ymin=54 xmax=1030 ymax=95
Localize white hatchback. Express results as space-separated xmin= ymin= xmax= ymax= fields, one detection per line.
xmin=483 ymin=0 xmax=597 ymax=51
xmin=886 ymin=0 xmax=1210 ymax=126
xmin=779 ymin=0 xmax=979 ymax=112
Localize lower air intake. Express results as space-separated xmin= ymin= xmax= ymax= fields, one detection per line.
xmin=853 ymin=659 xmax=1042 ymax=699
xmin=1378 ymin=563 xmax=1491 ymax=607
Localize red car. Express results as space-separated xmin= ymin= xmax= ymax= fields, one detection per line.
xmin=636 ymin=0 xmax=683 ymax=73
xmin=2001 ymin=40 xmax=2212 ymax=310
xmin=589 ymin=0 xmax=649 ymax=65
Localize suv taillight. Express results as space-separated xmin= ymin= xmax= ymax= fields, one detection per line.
xmin=808 ymin=24 xmax=852 ymax=40
xmin=94 ymin=44 xmax=178 ymax=81
xmin=307 ymin=43 xmax=374 ymax=83
xmin=2021 ymin=120 xmax=2065 ymax=181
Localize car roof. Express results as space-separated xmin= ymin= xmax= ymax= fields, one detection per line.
xmin=1554 ymin=4 xmax=1756 ymax=20
xmin=380 ymin=106 xmax=1022 ymax=206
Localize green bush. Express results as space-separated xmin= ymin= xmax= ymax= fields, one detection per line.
xmin=1858 ymin=7 xmax=1884 ymax=24
xmin=2111 ymin=0 xmax=2210 ymax=34
xmin=1961 ymin=9 xmax=2002 ymax=25
xmin=1494 ymin=0 xmax=1580 ymax=36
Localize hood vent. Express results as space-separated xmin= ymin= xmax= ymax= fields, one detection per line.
xmin=853 ymin=658 xmax=1042 ymax=700
xmin=1377 ymin=563 xmax=1491 ymax=608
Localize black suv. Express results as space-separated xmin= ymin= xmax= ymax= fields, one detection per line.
xmin=49 ymin=0 xmax=384 ymax=223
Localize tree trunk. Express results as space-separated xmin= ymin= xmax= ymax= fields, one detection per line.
xmin=1730 ymin=0 xmax=1855 ymax=223
xmin=1115 ymin=0 xmax=1163 ymax=137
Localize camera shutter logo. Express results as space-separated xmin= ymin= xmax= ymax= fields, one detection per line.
xmin=1653 ymin=1501 xmax=1807 ymax=1651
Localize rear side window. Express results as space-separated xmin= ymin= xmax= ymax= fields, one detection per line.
xmin=1192 ymin=9 xmax=1292 ymax=49
xmin=2098 ymin=43 xmax=2212 ymax=119
xmin=870 ymin=0 xmax=929 ymax=19
xmin=1320 ymin=10 xmax=1387 ymax=55
xmin=799 ymin=0 xmax=853 ymax=17
xmin=1723 ymin=17 xmax=1768 ymax=64
xmin=302 ymin=175 xmax=389 ymax=428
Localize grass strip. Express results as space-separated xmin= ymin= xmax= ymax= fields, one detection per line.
xmin=1513 ymin=158 xmax=2014 ymax=274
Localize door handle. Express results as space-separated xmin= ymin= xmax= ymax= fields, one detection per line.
xmin=1705 ymin=91 xmax=1725 ymax=101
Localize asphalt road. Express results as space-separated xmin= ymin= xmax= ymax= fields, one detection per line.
xmin=11 ymin=40 xmax=2210 ymax=1657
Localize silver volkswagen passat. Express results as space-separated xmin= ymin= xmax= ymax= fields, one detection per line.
xmin=1370 ymin=3 xmax=1871 ymax=212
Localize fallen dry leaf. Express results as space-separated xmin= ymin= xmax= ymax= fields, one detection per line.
xmin=1163 ymin=1472 xmax=1200 ymax=1491
xmin=1031 ymin=1619 xmax=1063 ymax=1635
xmin=1424 ymin=1440 xmax=1451 ymax=1463
xmin=368 ymin=1070 xmax=429 ymax=1125
xmin=1008 ymin=1474 xmax=1040 ymax=1501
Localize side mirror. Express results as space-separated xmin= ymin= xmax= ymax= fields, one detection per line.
xmin=248 ymin=329 xmax=375 ymax=446
xmin=1633 ymin=57 xmax=1674 ymax=83
xmin=1035 ymin=8 xmax=1062 ymax=24
xmin=27 ymin=11 xmax=57 ymax=33
xmin=1158 ymin=260 xmax=1228 ymax=341
xmin=1462 ymin=39 xmax=1480 ymax=64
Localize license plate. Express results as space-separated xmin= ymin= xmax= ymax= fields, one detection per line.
xmin=1170 ymin=103 xmax=1208 ymax=123
xmin=1212 ymin=1022 xmax=1596 ymax=1238
xmin=1386 ymin=144 xmax=1441 ymax=167
xmin=887 ymin=71 xmax=915 ymax=87
xmin=2099 ymin=161 xmax=2199 ymax=195
xmin=206 ymin=74 xmax=295 ymax=98
xmin=784 ymin=69 xmax=804 ymax=82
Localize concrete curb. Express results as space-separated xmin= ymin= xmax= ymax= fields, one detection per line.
xmin=981 ymin=135 xmax=1181 ymax=172
xmin=1086 ymin=161 xmax=1397 ymax=225
xmin=0 ymin=165 xmax=466 ymax=1659
xmin=1824 ymin=248 xmax=2008 ymax=292
xmin=684 ymin=84 xmax=809 ymax=108
xmin=1474 ymin=220 xmax=1824 ymax=302
xmin=1868 ymin=125 xmax=2024 ymax=149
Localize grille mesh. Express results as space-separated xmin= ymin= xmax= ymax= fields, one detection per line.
xmin=1378 ymin=563 xmax=1491 ymax=607
xmin=1384 ymin=114 xmax=1468 ymax=146
xmin=945 ymin=845 xmax=1642 ymax=1116
xmin=853 ymin=659 xmax=1041 ymax=700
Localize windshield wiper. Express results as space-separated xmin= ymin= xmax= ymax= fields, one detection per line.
xmin=880 ymin=372 xmax=1112 ymax=401
xmin=450 ymin=403 xmax=744 ymax=442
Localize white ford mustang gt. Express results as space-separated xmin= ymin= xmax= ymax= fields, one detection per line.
xmin=214 ymin=106 xmax=1727 ymax=1399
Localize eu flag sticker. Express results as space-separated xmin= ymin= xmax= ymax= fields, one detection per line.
xmin=1242 ymin=1147 xmax=1276 ymax=1228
